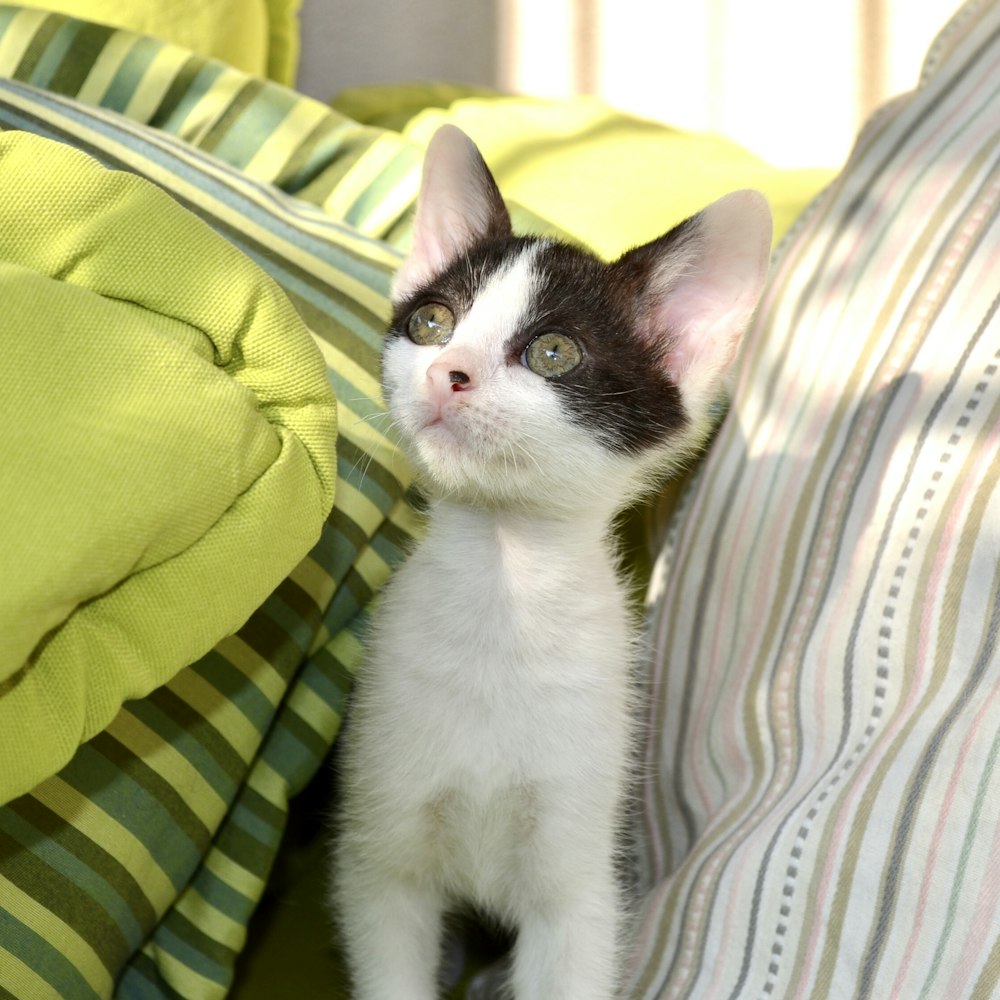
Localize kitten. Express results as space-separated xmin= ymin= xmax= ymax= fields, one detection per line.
xmin=332 ymin=125 xmax=771 ymax=1000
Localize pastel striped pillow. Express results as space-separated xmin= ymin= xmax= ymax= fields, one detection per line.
xmin=631 ymin=2 xmax=1000 ymax=997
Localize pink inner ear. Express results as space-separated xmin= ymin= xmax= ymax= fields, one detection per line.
xmin=392 ymin=126 xmax=511 ymax=303
xmin=664 ymin=339 xmax=695 ymax=383
xmin=648 ymin=190 xmax=772 ymax=408
xmin=661 ymin=281 xmax=756 ymax=382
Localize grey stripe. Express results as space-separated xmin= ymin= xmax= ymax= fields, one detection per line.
xmin=638 ymin=36 xmax=1000 ymax=995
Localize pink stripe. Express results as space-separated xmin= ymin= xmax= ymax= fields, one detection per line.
xmin=638 ymin=162 xmax=851 ymax=873
xmin=693 ymin=384 xmax=922 ymax=1000
xmin=682 ymin=204 xmax=884 ymax=834
xmin=640 ymin=110 xmax=899 ymax=867
xmin=639 ymin=33 xmax=1000 ymax=992
xmin=699 ymin=181 xmax=973 ymax=997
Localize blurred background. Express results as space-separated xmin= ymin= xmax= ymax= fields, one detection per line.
xmin=297 ymin=0 xmax=963 ymax=169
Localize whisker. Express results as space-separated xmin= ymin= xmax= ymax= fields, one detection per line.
xmin=344 ymin=411 xmax=409 ymax=489
xmin=347 ymin=410 xmax=392 ymax=428
xmin=507 ymin=433 xmax=547 ymax=479
xmin=585 ymin=387 xmax=646 ymax=398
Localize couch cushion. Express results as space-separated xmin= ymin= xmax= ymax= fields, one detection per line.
xmin=633 ymin=1 xmax=1000 ymax=996
xmin=0 ymin=129 xmax=336 ymax=806
xmin=3 ymin=0 xmax=300 ymax=85
xmin=0 ymin=77 xmax=416 ymax=998
xmin=0 ymin=4 xmax=418 ymax=238
xmin=334 ymin=82 xmax=834 ymax=258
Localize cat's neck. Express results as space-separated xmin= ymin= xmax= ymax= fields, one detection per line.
xmin=424 ymin=497 xmax=616 ymax=561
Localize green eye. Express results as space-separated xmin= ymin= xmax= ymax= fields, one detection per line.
xmin=407 ymin=303 xmax=455 ymax=346
xmin=523 ymin=332 xmax=582 ymax=378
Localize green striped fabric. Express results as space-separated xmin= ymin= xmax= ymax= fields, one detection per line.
xmin=0 ymin=39 xmax=421 ymax=1000
xmin=0 ymin=4 xmax=561 ymax=250
xmin=632 ymin=1 xmax=1000 ymax=997
xmin=0 ymin=3 xmax=422 ymax=243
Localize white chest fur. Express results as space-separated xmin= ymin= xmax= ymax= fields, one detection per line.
xmin=343 ymin=502 xmax=634 ymax=865
xmin=335 ymin=502 xmax=636 ymax=998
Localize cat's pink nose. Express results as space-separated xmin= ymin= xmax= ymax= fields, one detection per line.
xmin=427 ymin=358 xmax=476 ymax=395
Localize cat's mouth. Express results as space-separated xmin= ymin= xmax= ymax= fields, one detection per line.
xmin=419 ymin=411 xmax=451 ymax=433
xmin=412 ymin=403 xmax=493 ymax=465
xmin=417 ymin=398 xmax=469 ymax=437
xmin=415 ymin=410 xmax=464 ymax=448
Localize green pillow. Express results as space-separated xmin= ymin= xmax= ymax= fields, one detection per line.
xmin=333 ymin=85 xmax=835 ymax=256
xmin=0 ymin=131 xmax=336 ymax=805
xmin=0 ymin=64 xmax=417 ymax=995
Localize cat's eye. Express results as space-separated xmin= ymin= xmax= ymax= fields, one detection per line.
xmin=407 ymin=303 xmax=455 ymax=346
xmin=523 ymin=332 xmax=582 ymax=378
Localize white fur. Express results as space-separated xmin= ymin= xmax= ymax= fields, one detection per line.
xmin=335 ymin=504 xmax=633 ymax=1000
xmin=332 ymin=126 xmax=771 ymax=1000
xmin=335 ymin=242 xmax=638 ymax=1000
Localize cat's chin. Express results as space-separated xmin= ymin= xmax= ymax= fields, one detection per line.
xmin=406 ymin=427 xmax=521 ymax=507
xmin=413 ymin=417 xmax=466 ymax=456
xmin=409 ymin=422 xmax=474 ymax=477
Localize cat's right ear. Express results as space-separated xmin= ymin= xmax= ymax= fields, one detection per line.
xmin=614 ymin=190 xmax=772 ymax=425
xmin=391 ymin=126 xmax=512 ymax=303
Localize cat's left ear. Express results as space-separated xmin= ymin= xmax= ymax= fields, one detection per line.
xmin=392 ymin=125 xmax=512 ymax=302
xmin=615 ymin=190 xmax=772 ymax=422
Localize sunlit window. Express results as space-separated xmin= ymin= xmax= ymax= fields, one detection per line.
xmin=495 ymin=0 xmax=963 ymax=168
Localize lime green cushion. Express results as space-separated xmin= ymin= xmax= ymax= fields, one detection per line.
xmin=0 ymin=131 xmax=336 ymax=804
xmin=335 ymin=86 xmax=834 ymax=257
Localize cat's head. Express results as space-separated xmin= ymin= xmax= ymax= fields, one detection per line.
xmin=383 ymin=125 xmax=772 ymax=514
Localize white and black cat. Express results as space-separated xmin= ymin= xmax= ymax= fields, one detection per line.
xmin=332 ymin=125 xmax=771 ymax=1000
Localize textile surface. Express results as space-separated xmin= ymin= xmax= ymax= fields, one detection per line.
xmin=634 ymin=2 xmax=1000 ymax=997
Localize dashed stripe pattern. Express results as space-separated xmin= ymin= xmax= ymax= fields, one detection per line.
xmin=632 ymin=2 xmax=1000 ymax=998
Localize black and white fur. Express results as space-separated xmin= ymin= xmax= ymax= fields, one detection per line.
xmin=332 ymin=126 xmax=771 ymax=999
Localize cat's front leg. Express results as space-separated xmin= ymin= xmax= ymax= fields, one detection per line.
xmin=510 ymin=871 xmax=622 ymax=1000
xmin=334 ymin=845 xmax=445 ymax=1000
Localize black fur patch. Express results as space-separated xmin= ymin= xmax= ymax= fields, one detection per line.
xmin=526 ymin=240 xmax=687 ymax=453
xmin=388 ymin=234 xmax=688 ymax=456
xmin=388 ymin=237 xmax=524 ymax=342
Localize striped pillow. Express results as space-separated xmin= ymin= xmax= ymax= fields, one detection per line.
xmin=0 ymin=2 xmax=422 ymax=241
xmin=631 ymin=2 xmax=1000 ymax=997
xmin=0 ymin=81 xmax=418 ymax=998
